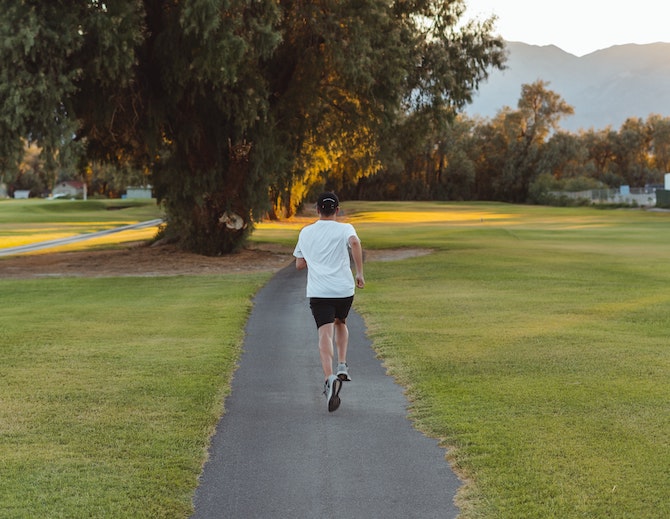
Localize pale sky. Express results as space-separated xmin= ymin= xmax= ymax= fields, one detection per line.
xmin=464 ymin=0 xmax=669 ymax=56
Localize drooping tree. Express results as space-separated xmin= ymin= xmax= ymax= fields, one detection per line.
xmin=1 ymin=0 xmax=281 ymax=254
xmin=1 ymin=0 xmax=504 ymax=254
xmin=326 ymin=0 xmax=506 ymax=206
xmin=0 ymin=1 xmax=88 ymax=190
xmin=72 ymin=0 xmax=283 ymax=254
xmin=260 ymin=0 xmax=404 ymax=216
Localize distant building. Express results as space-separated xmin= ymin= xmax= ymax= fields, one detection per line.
xmin=14 ymin=190 xmax=30 ymax=199
xmin=125 ymin=186 xmax=153 ymax=199
xmin=52 ymin=181 xmax=85 ymax=198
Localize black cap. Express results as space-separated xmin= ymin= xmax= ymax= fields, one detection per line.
xmin=317 ymin=192 xmax=339 ymax=213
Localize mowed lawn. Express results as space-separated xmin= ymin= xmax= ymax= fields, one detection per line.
xmin=0 ymin=275 xmax=271 ymax=518
xmin=2 ymin=200 xmax=669 ymax=518
xmin=341 ymin=202 xmax=670 ymax=518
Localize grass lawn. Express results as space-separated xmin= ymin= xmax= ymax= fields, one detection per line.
xmin=0 ymin=274 xmax=270 ymax=518
xmin=2 ymin=200 xmax=669 ymax=518
xmin=344 ymin=202 xmax=670 ymax=518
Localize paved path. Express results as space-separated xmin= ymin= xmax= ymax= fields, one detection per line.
xmin=191 ymin=265 xmax=461 ymax=518
xmin=0 ymin=219 xmax=163 ymax=256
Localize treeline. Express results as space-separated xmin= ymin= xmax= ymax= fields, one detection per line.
xmin=7 ymin=80 xmax=669 ymax=209
xmin=342 ymin=81 xmax=670 ymax=204
xmin=4 ymin=1 xmax=666 ymax=254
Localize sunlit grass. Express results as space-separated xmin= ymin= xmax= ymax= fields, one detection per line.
xmin=50 ymin=227 xmax=159 ymax=251
xmin=0 ymin=224 xmax=160 ymax=249
xmin=348 ymin=202 xmax=670 ymax=518
xmin=0 ymin=199 xmax=163 ymax=253
xmin=349 ymin=209 xmax=520 ymax=224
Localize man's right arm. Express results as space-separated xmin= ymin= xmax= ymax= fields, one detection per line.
xmin=294 ymin=233 xmax=306 ymax=270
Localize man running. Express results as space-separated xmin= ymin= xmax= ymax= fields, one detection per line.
xmin=293 ymin=192 xmax=365 ymax=412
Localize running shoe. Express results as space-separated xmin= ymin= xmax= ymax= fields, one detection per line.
xmin=336 ymin=362 xmax=352 ymax=382
xmin=323 ymin=374 xmax=342 ymax=412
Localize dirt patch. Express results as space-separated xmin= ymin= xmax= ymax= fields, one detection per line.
xmin=0 ymin=244 xmax=432 ymax=279
xmin=0 ymin=243 xmax=294 ymax=279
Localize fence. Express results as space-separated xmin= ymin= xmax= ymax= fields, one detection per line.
xmin=551 ymin=188 xmax=657 ymax=206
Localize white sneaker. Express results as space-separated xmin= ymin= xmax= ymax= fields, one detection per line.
xmin=336 ymin=362 xmax=352 ymax=382
xmin=323 ymin=374 xmax=342 ymax=412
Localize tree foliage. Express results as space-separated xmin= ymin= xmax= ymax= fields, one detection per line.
xmin=357 ymin=80 xmax=670 ymax=204
xmin=1 ymin=0 xmax=504 ymax=253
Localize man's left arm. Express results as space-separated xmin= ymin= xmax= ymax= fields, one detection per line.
xmin=348 ymin=235 xmax=365 ymax=288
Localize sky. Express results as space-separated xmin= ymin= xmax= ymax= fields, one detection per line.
xmin=464 ymin=0 xmax=669 ymax=57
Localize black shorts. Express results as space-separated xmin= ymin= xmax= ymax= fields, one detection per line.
xmin=309 ymin=296 xmax=354 ymax=329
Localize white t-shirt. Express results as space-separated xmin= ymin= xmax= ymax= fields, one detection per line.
xmin=293 ymin=219 xmax=358 ymax=298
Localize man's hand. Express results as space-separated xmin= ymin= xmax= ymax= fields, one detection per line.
xmin=296 ymin=257 xmax=307 ymax=270
xmin=355 ymin=273 xmax=365 ymax=289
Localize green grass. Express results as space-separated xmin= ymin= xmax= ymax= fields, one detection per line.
xmin=0 ymin=198 xmax=161 ymax=224
xmin=346 ymin=202 xmax=670 ymax=518
xmin=0 ymin=274 xmax=270 ymax=518
xmin=3 ymin=200 xmax=670 ymax=518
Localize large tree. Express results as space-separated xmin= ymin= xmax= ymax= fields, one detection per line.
xmin=472 ymin=81 xmax=573 ymax=202
xmin=1 ymin=0 xmax=504 ymax=254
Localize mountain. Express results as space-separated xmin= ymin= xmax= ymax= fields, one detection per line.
xmin=465 ymin=42 xmax=670 ymax=133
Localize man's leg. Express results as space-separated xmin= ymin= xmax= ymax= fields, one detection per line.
xmin=334 ymin=318 xmax=353 ymax=381
xmin=334 ymin=318 xmax=348 ymax=365
xmin=319 ymin=322 xmax=342 ymax=412
xmin=317 ymin=322 xmax=335 ymax=379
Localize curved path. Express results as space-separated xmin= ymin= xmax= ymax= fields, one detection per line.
xmin=191 ymin=265 xmax=461 ymax=518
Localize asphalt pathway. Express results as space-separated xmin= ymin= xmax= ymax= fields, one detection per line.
xmin=191 ymin=265 xmax=461 ymax=518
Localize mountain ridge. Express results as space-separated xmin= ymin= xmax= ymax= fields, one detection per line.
xmin=465 ymin=42 xmax=670 ymax=132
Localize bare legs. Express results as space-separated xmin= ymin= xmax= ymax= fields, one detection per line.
xmin=317 ymin=318 xmax=348 ymax=380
